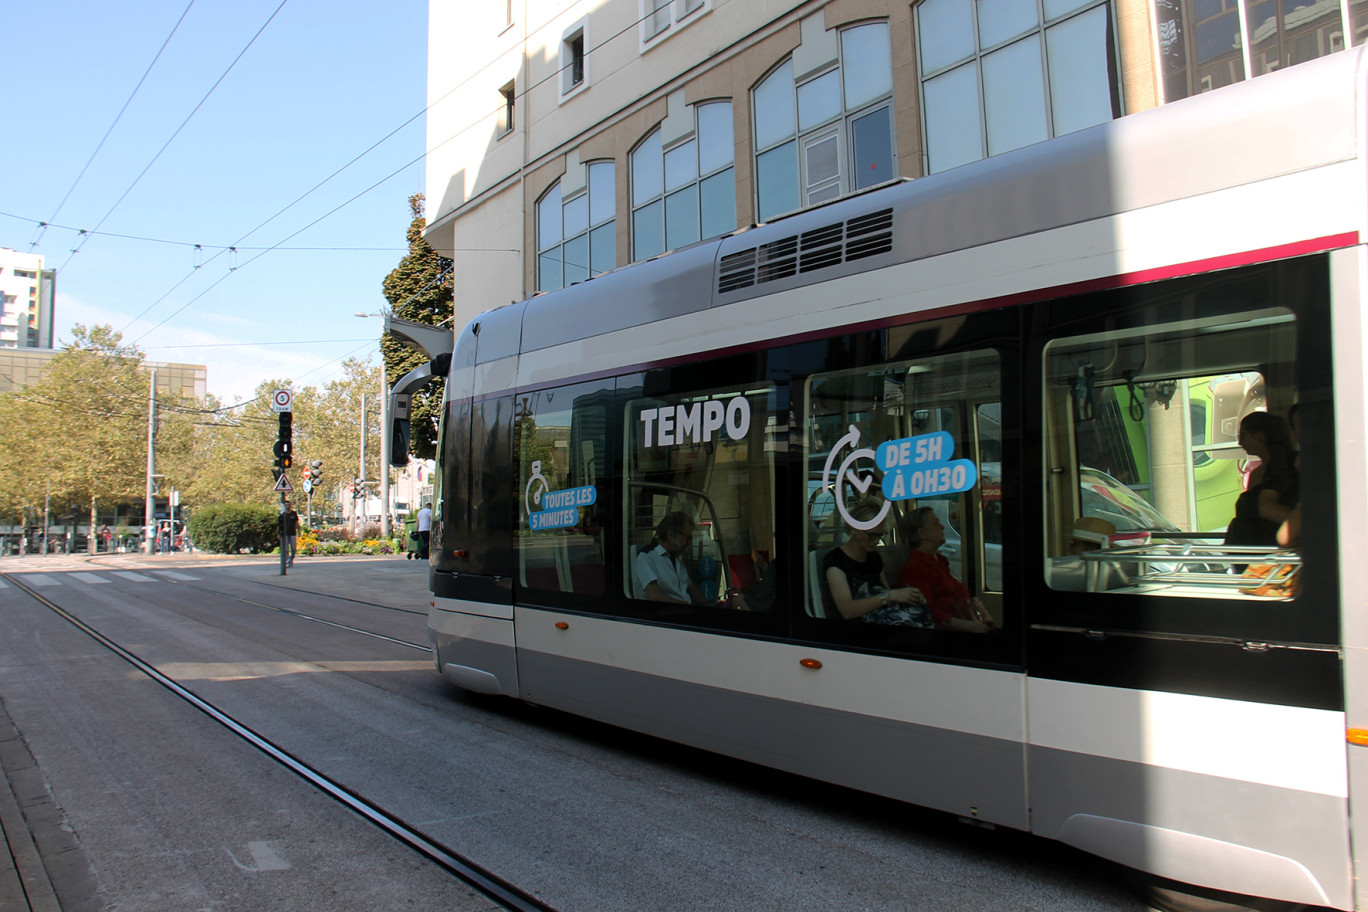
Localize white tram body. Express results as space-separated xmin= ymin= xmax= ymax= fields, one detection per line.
xmin=412 ymin=47 xmax=1368 ymax=908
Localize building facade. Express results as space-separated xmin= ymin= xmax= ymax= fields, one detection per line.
xmin=0 ymin=347 xmax=207 ymax=400
xmin=0 ymin=248 xmax=54 ymax=349
xmin=424 ymin=0 xmax=1367 ymax=324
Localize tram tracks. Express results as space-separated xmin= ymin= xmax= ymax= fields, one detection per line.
xmin=1 ymin=570 xmax=560 ymax=912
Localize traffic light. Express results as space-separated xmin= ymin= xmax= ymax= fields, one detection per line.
xmin=274 ymin=412 xmax=293 ymax=470
xmin=310 ymin=459 xmax=322 ymax=487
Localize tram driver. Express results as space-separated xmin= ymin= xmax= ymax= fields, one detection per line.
xmin=634 ymin=511 xmax=706 ymax=605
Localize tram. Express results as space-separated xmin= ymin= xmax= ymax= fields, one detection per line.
xmin=393 ymin=47 xmax=1368 ymax=909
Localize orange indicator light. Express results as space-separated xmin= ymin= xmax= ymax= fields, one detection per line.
xmin=799 ymin=658 xmax=823 ymax=669
xmin=555 ymin=621 xmax=570 ymax=630
xmin=1348 ymin=728 xmax=1368 ymax=746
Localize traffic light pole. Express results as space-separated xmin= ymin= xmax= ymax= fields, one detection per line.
xmin=279 ymin=489 xmax=287 ymax=577
xmin=274 ymin=398 xmax=294 ymax=577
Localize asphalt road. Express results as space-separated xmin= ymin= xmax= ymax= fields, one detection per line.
xmin=0 ymin=552 xmax=1152 ymax=912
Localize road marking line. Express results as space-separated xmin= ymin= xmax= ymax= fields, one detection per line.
xmin=150 ymin=570 xmax=200 ymax=580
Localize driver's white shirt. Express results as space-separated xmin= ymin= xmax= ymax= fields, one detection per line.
xmin=634 ymin=544 xmax=690 ymax=601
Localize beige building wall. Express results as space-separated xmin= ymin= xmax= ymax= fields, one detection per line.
xmin=0 ymin=348 xmax=206 ymax=400
xmin=426 ymin=0 xmax=1159 ymax=327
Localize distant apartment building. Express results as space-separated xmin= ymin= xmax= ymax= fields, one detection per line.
xmin=424 ymin=0 xmax=1366 ymax=326
xmin=0 ymin=248 xmax=53 ymax=349
xmin=0 ymin=347 xmax=207 ymax=400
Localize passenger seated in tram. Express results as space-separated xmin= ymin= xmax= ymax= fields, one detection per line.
xmin=894 ymin=507 xmax=995 ymax=632
xmin=823 ymin=500 xmax=929 ymax=626
xmin=1224 ymin=412 xmax=1298 ymax=549
xmin=634 ymin=511 xmax=705 ymax=605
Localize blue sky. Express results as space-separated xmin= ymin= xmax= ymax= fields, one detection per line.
xmin=0 ymin=0 xmax=429 ymax=405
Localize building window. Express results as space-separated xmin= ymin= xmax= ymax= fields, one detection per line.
xmin=561 ymin=19 xmax=588 ymax=99
xmin=915 ymin=0 xmax=1117 ymax=174
xmin=537 ymin=161 xmax=617 ymax=292
xmin=752 ymin=23 xmax=895 ymax=222
xmin=1157 ymin=0 xmax=1359 ymax=101
xmin=641 ymin=0 xmax=710 ymax=46
xmin=631 ymin=102 xmax=736 ymax=261
xmin=499 ymin=81 xmax=516 ymax=135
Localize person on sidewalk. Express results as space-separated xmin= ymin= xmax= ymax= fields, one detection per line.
xmin=279 ymin=501 xmax=300 ymax=567
xmin=416 ymin=501 xmax=432 ymax=561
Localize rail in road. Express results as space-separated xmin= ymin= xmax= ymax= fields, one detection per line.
xmin=0 ymin=566 xmax=555 ymax=912
xmin=0 ymin=556 xmax=1159 ymax=912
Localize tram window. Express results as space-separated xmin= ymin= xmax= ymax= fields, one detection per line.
xmin=803 ymin=349 xmax=1004 ymax=649
xmin=1042 ymin=307 xmax=1298 ymax=599
xmin=515 ymin=379 xmax=612 ymax=598
xmin=622 ymin=383 xmax=779 ymax=621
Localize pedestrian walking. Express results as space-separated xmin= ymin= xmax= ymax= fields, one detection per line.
xmin=416 ymin=501 xmax=432 ymax=561
xmin=279 ymin=501 xmax=300 ymax=567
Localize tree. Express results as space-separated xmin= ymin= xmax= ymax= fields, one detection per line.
xmin=175 ymin=382 xmax=284 ymax=510
xmin=0 ymin=325 xmax=197 ymax=550
xmin=380 ymin=193 xmax=452 ymax=459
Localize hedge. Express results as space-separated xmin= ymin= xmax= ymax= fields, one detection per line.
xmin=186 ymin=503 xmax=279 ymax=554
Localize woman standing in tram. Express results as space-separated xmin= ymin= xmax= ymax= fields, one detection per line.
xmin=1224 ymin=411 xmax=1299 ymax=547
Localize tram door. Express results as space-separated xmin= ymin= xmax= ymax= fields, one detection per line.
xmin=803 ymin=350 xmax=1026 ymax=829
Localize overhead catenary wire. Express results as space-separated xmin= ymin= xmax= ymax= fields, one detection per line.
xmin=56 ymin=0 xmax=292 ymax=275
xmin=27 ymin=0 xmax=197 ymax=254
xmin=23 ymin=2 xmax=653 ymax=403
xmin=104 ymin=0 xmax=645 ymax=340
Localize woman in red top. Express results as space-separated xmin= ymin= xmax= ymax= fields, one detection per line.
xmin=896 ymin=507 xmax=994 ymax=632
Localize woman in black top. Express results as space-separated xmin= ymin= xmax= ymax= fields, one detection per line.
xmin=822 ymin=501 xmax=929 ymax=626
xmin=1225 ymin=411 xmax=1298 ymax=547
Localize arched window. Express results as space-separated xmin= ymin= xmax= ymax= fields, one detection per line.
xmin=915 ymin=0 xmax=1117 ymax=173
xmin=537 ymin=161 xmax=616 ymax=292
xmin=630 ymin=101 xmax=736 ymax=262
xmin=751 ymin=22 xmax=895 ymax=222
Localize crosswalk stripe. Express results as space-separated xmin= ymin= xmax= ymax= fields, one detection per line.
xmin=110 ymin=571 xmax=155 ymax=582
xmin=71 ymin=572 xmax=110 ymax=585
xmin=149 ymin=570 xmax=200 ymax=581
xmin=14 ymin=575 xmax=59 ymax=588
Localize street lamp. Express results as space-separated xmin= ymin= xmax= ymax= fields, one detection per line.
xmin=355 ymin=311 xmax=391 ymax=538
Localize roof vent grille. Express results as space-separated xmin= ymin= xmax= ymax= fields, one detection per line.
xmin=717 ymin=207 xmax=895 ymax=294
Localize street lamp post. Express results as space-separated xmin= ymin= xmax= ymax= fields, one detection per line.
xmin=356 ymin=311 xmax=391 ymax=539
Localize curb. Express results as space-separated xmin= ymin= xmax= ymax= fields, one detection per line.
xmin=0 ymin=699 xmax=62 ymax=912
xmin=0 ymin=696 xmax=102 ymax=912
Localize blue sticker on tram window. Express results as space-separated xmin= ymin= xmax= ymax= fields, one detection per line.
xmin=525 ymin=460 xmax=597 ymax=531
xmin=875 ymin=432 xmax=979 ymax=501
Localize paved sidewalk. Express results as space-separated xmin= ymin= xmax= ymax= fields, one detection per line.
xmin=0 ymin=696 xmax=61 ymax=912
xmin=0 ymin=552 xmax=435 ymax=911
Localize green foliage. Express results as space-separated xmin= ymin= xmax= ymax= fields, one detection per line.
xmin=187 ymin=502 xmax=279 ymax=554
xmin=381 ymin=193 xmax=452 ymax=459
xmin=0 ymin=324 xmax=195 ymax=543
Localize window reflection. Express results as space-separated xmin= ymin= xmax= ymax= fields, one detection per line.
xmin=1160 ymin=0 xmax=1353 ymax=99
xmin=631 ymin=102 xmax=736 ymax=261
xmin=752 ymin=23 xmax=895 ymax=215
xmin=515 ymin=381 xmax=611 ymax=598
xmin=537 ymin=164 xmax=616 ymax=292
xmin=916 ymin=0 xmax=1116 ymax=173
